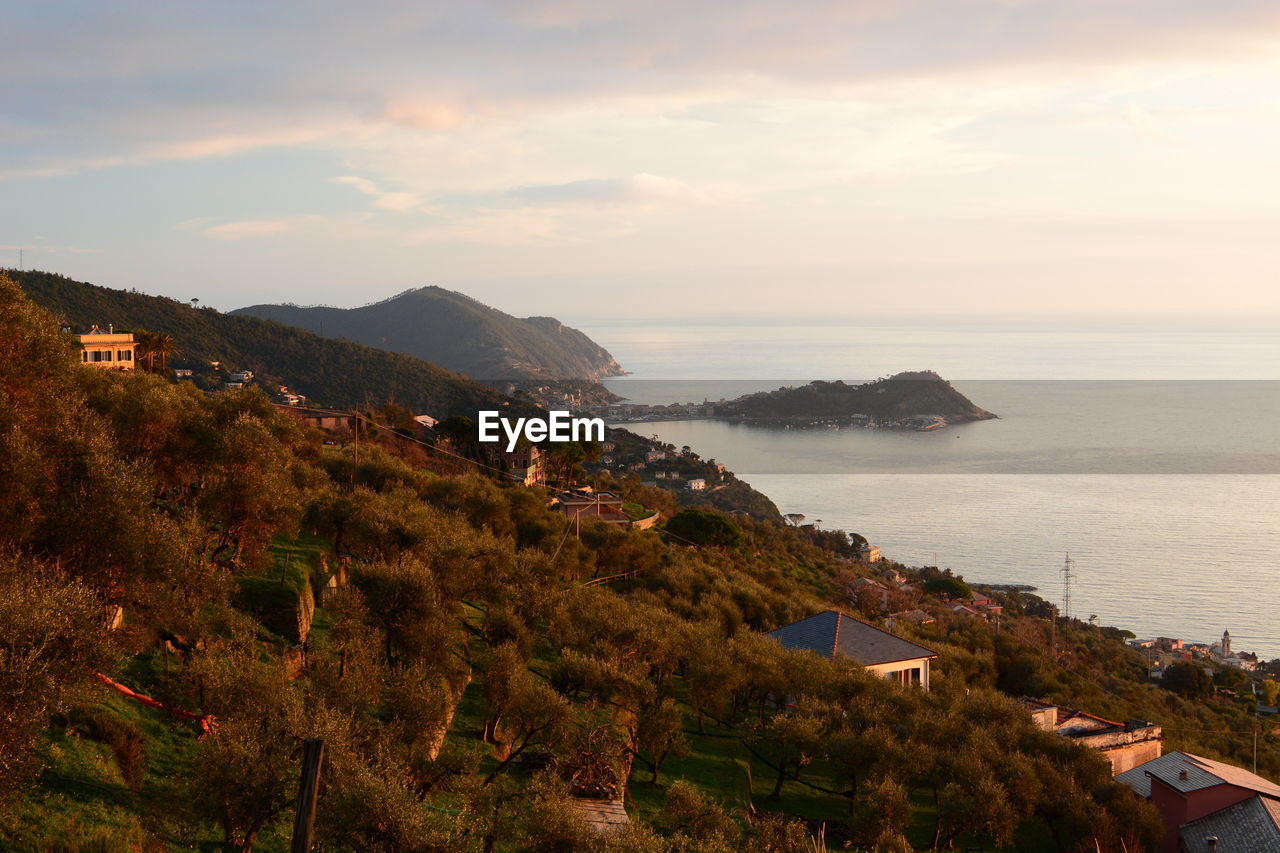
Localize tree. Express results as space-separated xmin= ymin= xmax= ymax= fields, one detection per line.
xmin=658 ymin=780 xmax=741 ymax=852
xmin=145 ymin=331 xmax=176 ymax=373
xmin=1163 ymin=661 xmax=1213 ymax=699
xmin=634 ymin=696 xmax=689 ymax=786
xmin=827 ymin=723 xmax=900 ymax=808
xmin=923 ymin=575 xmax=971 ymax=600
xmin=757 ymin=711 xmax=823 ymax=800
xmin=0 ymin=555 xmax=114 ymax=797
xmin=485 ymin=680 xmax=569 ymax=784
xmin=664 ymin=508 xmax=742 ymax=549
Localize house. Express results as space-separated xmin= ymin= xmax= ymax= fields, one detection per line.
xmin=767 ymin=610 xmax=937 ymax=690
xmin=413 ymin=413 xmax=439 ymax=430
xmin=554 ymin=488 xmax=630 ymax=527
xmin=489 ymin=445 xmax=545 ymax=486
xmin=226 ymin=370 xmax=254 ymax=384
xmin=887 ymin=609 xmax=935 ymax=627
xmin=173 ymin=368 xmax=194 ymax=379
xmin=645 ymin=449 xmax=666 ymax=463
xmin=1018 ymin=698 xmax=1162 ymax=775
xmin=74 ymin=326 xmax=138 ymax=369
xmin=275 ymin=405 xmax=356 ymax=432
xmin=968 ymin=595 xmax=1002 ymax=615
xmin=686 ymin=478 xmax=706 ymax=491
xmin=849 ymin=577 xmax=891 ymax=612
xmin=856 ymin=544 xmax=882 ymax=563
xmin=1116 ymin=751 xmax=1280 ymax=853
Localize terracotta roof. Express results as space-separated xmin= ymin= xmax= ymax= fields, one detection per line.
xmin=1179 ymin=795 xmax=1280 ymax=853
xmin=767 ymin=610 xmax=937 ymax=667
xmin=1116 ymin=751 xmax=1280 ymax=800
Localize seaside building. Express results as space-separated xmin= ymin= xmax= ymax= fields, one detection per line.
xmin=767 ymin=610 xmax=937 ymax=690
xmin=74 ymin=326 xmax=138 ymax=369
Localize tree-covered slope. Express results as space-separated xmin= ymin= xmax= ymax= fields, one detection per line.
xmin=12 ymin=269 xmax=518 ymax=416
xmin=232 ymin=285 xmax=624 ymax=381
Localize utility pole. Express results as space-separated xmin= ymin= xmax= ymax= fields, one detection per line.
xmin=1062 ymin=553 xmax=1075 ymax=622
xmin=1255 ymin=713 xmax=1260 ymax=774
xmin=290 ymin=738 xmax=324 ymax=853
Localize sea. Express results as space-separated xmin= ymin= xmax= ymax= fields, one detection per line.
xmin=567 ymin=316 xmax=1280 ymax=659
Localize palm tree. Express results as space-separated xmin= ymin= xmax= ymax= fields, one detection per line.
xmin=131 ymin=330 xmax=176 ymax=374
xmin=132 ymin=330 xmax=158 ymax=373
xmin=149 ymin=332 xmax=175 ymax=374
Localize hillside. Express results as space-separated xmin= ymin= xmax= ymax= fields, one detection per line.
xmin=8 ymin=270 xmax=1280 ymax=852
xmin=1 ymin=271 xmax=1176 ymax=852
xmin=718 ymin=372 xmax=997 ymax=426
xmin=233 ymin=285 xmax=625 ymax=381
xmin=11 ymin=269 xmax=520 ymax=416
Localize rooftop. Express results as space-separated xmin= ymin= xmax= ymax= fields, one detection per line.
xmin=767 ymin=610 xmax=937 ymax=667
xmin=1116 ymin=751 xmax=1280 ymax=800
xmin=1179 ymin=794 xmax=1280 ymax=853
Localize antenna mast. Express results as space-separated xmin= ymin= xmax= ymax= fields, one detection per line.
xmin=1061 ymin=553 xmax=1075 ymax=622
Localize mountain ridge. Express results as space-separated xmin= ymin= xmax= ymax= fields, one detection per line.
xmin=232 ymin=285 xmax=624 ymax=381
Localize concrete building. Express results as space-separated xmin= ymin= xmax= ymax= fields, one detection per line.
xmin=1019 ymin=698 xmax=1162 ymax=775
xmin=75 ymin=326 xmax=138 ymax=369
xmin=768 ymin=610 xmax=937 ymax=690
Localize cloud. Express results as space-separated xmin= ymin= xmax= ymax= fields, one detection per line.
xmin=201 ymin=217 xmax=315 ymax=240
xmin=508 ymin=173 xmax=711 ymax=207
xmin=383 ymin=99 xmax=466 ymax=131
xmin=330 ymin=175 xmax=427 ymax=212
xmin=4 ymin=1 xmax=1280 ymax=180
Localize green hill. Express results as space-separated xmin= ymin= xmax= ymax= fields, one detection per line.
xmin=232 ymin=285 xmax=624 ymax=381
xmin=11 ymin=269 xmax=519 ymax=416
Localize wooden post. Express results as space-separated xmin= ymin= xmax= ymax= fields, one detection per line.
xmin=290 ymin=738 xmax=324 ymax=853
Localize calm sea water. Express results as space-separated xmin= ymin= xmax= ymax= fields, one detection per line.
xmin=571 ymin=316 xmax=1280 ymax=659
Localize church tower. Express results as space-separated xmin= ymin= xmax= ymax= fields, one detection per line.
xmin=1222 ymin=629 xmax=1231 ymax=656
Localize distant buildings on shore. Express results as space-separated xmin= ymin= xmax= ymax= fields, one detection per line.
xmin=1133 ymin=629 xmax=1259 ymax=676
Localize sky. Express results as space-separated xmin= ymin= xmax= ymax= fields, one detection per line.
xmin=4 ymin=1 xmax=1280 ymax=320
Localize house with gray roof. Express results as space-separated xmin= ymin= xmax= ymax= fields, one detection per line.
xmin=767 ymin=610 xmax=937 ymax=690
xmin=1116 ymin=751 xmax=1280 ymax=853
